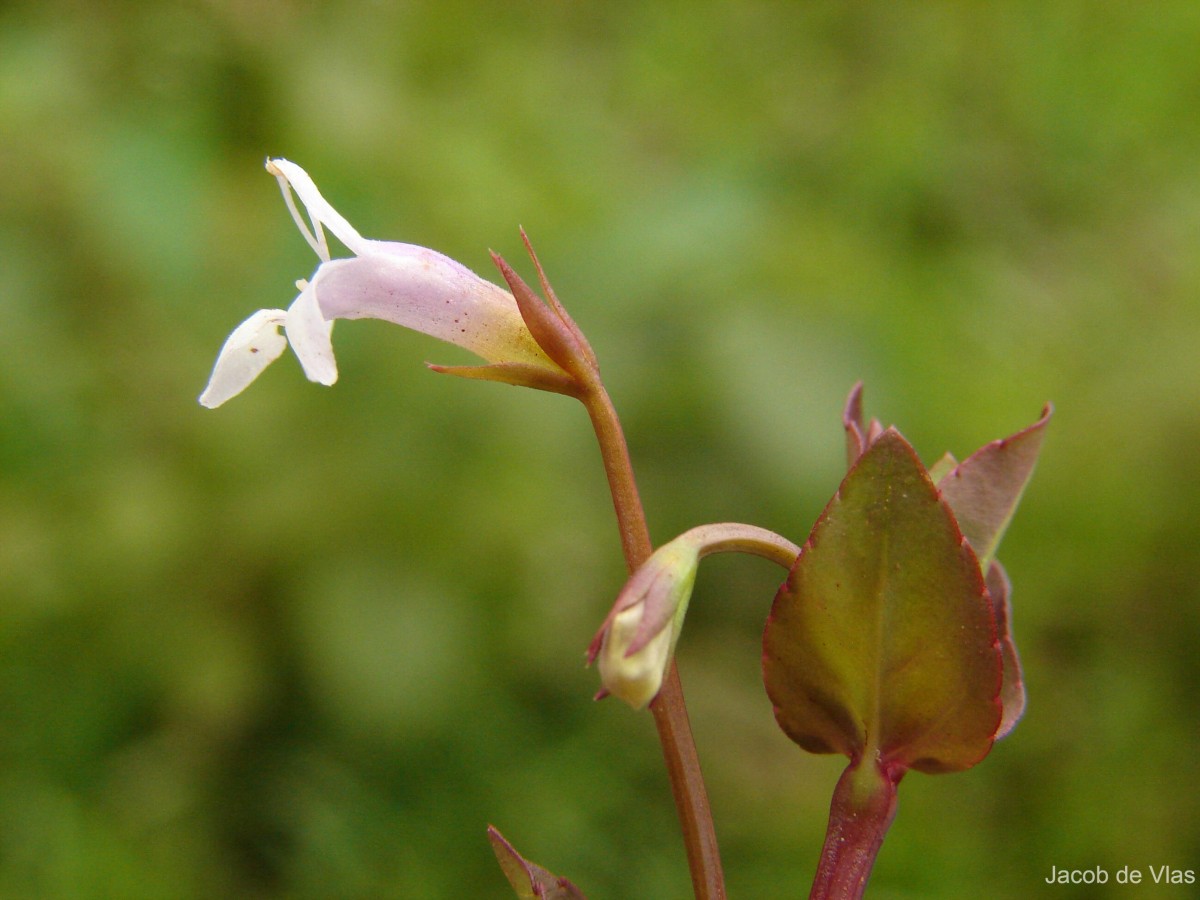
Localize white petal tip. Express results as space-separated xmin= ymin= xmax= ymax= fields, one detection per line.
xmin=309 ymin=368 xmax=338 ymax=387
xmin=198 ymin=309 xmax=289 ymax=409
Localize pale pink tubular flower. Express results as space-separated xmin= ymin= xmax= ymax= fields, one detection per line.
xmin=199 ymin=159 xmax=565 ymax=408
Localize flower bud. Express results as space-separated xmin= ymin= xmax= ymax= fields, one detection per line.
xmin=596 ymin=605 xmax=680 ymax=709
xmin=590 ymin=523 xmax=800 ymax=709
xmin=591 ymin=537 xmax=699 ymax=709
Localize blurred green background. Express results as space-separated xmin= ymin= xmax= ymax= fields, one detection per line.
xmin=2 ymin=1 xmax=1198 ymax=897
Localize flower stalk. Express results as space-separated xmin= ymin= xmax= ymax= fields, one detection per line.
xmin=490 ymin=239 xmax=728 ymax=898
xmin=580 ymin=380 xmax=727 ymax=900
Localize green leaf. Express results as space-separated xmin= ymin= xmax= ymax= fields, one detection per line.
xmin=935 ymin=404 xmax=1052 ymax=572
xmin=487 ymin=826 xmax=587 ymax=899
xmin=763 ymin=430 xmax=1003 ymax=774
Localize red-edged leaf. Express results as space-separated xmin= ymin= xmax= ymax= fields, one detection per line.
xmin=986 ymin=561 xmax=1025 ymax=739
xmin=935 ymin=404 xmax=1052 ymax=572
xmin=487 ymin=826 xmax=586 ymax=899
xmin=763 ymin=429 xmax=1003 ymax=774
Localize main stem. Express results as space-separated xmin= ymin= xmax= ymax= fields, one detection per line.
xmin=582 ymin=384 xmax=727 ymax=900
xmin=809 ymin=760 xmax=899 ymax=900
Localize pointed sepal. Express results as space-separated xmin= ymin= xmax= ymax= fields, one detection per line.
xmin=492 ymin=238 xmax=599 ymax=391
xmin=842 ymin=381 xmax=883 ymax=469
xmin=426 ymin=362 xmax=582 ymax=397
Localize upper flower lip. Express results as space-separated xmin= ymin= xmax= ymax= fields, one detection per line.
xmin=266 ymin=158 xmax=368 ymax=259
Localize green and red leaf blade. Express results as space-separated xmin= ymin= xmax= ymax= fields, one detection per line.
xmin=762 ymin=429 xmax=1004 ymax=774
xmin=488 ymin=826 xmax=586 ymax=900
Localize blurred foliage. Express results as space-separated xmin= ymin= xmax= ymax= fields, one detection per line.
xmin=1 ymin=1 xmax=1198 ymax=897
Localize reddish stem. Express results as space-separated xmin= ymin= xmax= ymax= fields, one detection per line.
xmin=810 ymin=759 xmax=901 ymax=900
xmin=582 ymin=384 xmax=727 ymax=900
